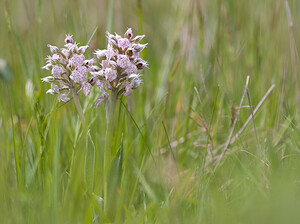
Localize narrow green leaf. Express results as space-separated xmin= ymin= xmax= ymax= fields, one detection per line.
xmin=106 ymin=139 xmax=124 ymax=220
xmin=85 ymin=129 xmax=95 ymax=192
xmin=11 ymin=112 xmax=21 ymax=189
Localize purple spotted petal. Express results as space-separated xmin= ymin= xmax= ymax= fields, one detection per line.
xmin=70 ymin=54 xmax=85 ymax=68
xmin=117 ymin=55 xmax=130 ymax=68
xmin=57 ymin=93 xmax=70 ymax=102
xmin=118 ymin=38 xmax=131 ymax=49
xmin=51 ymin=65 xmax=64 ymax=78
xmin=82 ymin=82 xmax=92 ymax=96
xmin=105 ymin=68 xmax=117 ymax=82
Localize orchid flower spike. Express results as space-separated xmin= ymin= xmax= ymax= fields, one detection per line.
xmin=41 ymin=34 xmax=98 ymax=102
xmin=92 ymin=28 xmax=148 ymax=108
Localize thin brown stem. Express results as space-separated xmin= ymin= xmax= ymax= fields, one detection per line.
xmin=214 ymin=76 xmax=249 ymax=170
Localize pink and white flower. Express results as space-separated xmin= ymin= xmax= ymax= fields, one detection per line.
xmin=92 ymin=28 xmax=148 ymax=107
xmin=41 ymin=34 xmax=95 ymax=102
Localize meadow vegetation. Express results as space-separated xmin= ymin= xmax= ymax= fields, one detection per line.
xmin=1 ymin=0 xmax=300 ymax=223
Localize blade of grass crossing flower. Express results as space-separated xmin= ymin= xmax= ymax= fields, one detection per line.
xmin=106 ymin=139 xmax=124 ymax=220
xmin=0 ymin=100 xmax=9 ymax=160
xmin=71 ymin=88 xmax=86 ymax=127
xmin=130 ymin=157 xmax=158 ymax=203
xmin=87 ymin=27 xmax=98 ymax=46
xmin=107 ymin=0 xmax=114 ymax=33
xmin=125 ymin=94 xmax=167 ymax=159
xmin=162 ymin=120 xmax=178 ymax=171
xmin=4 ymin=3 xmax=29 ymax=79
xmin=37 ymin=0 xmax=43 ymax=22
xmin=26 ymin=153 xmax=41 ymax=187
xmin=137 ymin=0 xmax=144 ymax=35
xmin=137 ymin=0 xmax=146 ymax=59
xmin=11 ymin=112 xmax=21 ymax=189
xmin=85 ymin=130 xmax=96 ymax=192
xmin=52 ymin=119 xmax=61 ymax=217
xmin=128 ymin=155 xmax=146 ymax=206
xmin=121 ymin=101 xmax=155 ymax=163
xmin=203 ymin=85 xmax=219 ymax=166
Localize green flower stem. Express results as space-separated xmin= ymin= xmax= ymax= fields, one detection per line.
xmin=104 ymin=89 xmax=118 ymax=215
xmin=70 ymin=88 xmax=95 ymax=194
xmin=70 ymin=88 xmax=86 ymax=129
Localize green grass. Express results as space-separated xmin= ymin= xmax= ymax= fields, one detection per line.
xmin=1 ymin=0 xmax=300 ymax=223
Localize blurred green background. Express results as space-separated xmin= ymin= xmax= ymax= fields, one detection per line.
xmin=1 ymin=0 xmax=300 ymax=223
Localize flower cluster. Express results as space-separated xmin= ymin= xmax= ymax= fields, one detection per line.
xmin=41 ymin=29 xmax=148 ymax=108
xmin=42 ymin=34 xmax=97 ymax=102
xmin=91 ymin=28 xmax=148 ymax=107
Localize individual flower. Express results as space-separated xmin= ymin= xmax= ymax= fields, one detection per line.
xmin=92 ymin=28 xmax=148 ymax=108
xmin=42 ymin=34 xmax=96 ymax=102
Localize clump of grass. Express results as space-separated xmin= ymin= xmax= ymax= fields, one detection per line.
xmin=1 ymin=0 xmax=300 ymax=223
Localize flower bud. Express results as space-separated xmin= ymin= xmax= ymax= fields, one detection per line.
xmin=126 ymin=48 xmax=134 ymax=57
xmin=106 ymin=32 xmax=119 ymax=48
xmin=128 ymin=73 xmax=139 ymax=79
xmin=42 ymin=63 xmax=52 ymax=70
xmin=132 ymin=35 xmax=145 ymax=43
xmin=78 ymin=45 xmax=88 ymax=54
xmin=125 ymin=28 xmax=133 ymax=39
xmin=65 ymin=34 xmax=73 ymax=44
xmin=90 ymin=65 xmax=101 ymax=72
xmin=67 ymin=62 xmax=76 ymax=71
xmin=46 ymin=89 xmax=56 ymax=95
xmin=47 ymin=44 xmax=59 ymax=54
xmin=109 ymin=60 xmax=118 ymax=69
xmin=133 ymin=43 xmax=147 ymax=52
xmin=88 ymin=77 xmax=97 ymax=85
xmin=135 ymin=59 xmax=148 ymax=70
xmin=41 ymin=76 xmax=54 ymax=83
xmin=84 ymin=59 xmax=94 ymax=67
xmin=95 ymin=50 xmax=107 ymax=60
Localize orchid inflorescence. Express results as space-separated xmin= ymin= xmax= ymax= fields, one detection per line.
xmin=42 ymin=34 xmax=96 ymax=102
xmin=91 ymin=28 xmax=148 ymax=107
xmin=41 ymin=28 xmax=148 ymax=108
xmin=41 ymin=29 xmax=148 ymax=220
